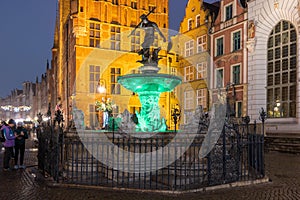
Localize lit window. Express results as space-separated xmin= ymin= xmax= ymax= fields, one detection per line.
xmin=184 ymin=90 xmax=194 ymax=110
xmin=110 ymin=26 xmax=121 ymax=50
xmin=267 ymin=20 xmax=297 ymax=118
xmin=130 ymin=30 xmax=140 ymax=52
xmin=131 ymin=1 xmax=137 ymax=9
xmin=196 ymin=15 xmax=200 ymax=27
xmin=197 ymin=35 xmax=207 ymax=53
xmin=89 ymin=104 xmax=100 ymax=129
xmin=89 ymin=65 xmax=100 ymax=93
xmin=111 ymin=68 xmax=121 ymax=94
xmin=196 ymin=62 xmax=207 ymax=79
xmin=188 ymin=18 xmax=192 ymax=30
xmin=89 ymin=22 xmax=100 ymax=48
xmin=185 ymin=40 xmax=194 ymax=57
xmin=184 ymin=66 xmax=194 ymax=82
xmin=197 ymin=88 xmax=207 ymax=109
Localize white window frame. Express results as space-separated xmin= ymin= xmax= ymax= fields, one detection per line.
xmin=224 ymin=3 xmax=233 ymax=21
xmin=231 ymin=29 xmax=241 ymax=52
xmin=184 ymin=66 xmax=194 ymax=82
xmin=231 ymin=64 xmax=241 ymax=85
xmin=215 ymin=68 xmax=224 ymax=88
xmin=195 ymin=15 xmax=200 ymax=28
xmin=196 ymin=62 xmax=207 ymax=79
xmin=185 ymin=40 xmax=194 ymax=57
xmin=184 ymin=90 xmax=194 ymax=110
xmin=197 ymin=35 xmax=207 ymax=53
xmin=197 ymin=88 xmax=207 ymax=109
xmin=183 ymin=111 xmax=194 ymax=125
xmin=215 ymin=36 xmax=224 ymax=56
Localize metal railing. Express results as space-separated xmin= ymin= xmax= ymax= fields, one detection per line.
xmin=37 ymin=116 xmax=265 ymax=191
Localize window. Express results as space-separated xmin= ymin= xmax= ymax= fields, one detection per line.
xmin=131 ymin=1 xmax=137 ymax=9
xmin=131 ymin=30 xmax=140 ymax=52
xmin=89 ymin=65 xmax=100 ymax=93
xmin=225 ymin=4 xmax=233 ymax=21
xmin=170 ymin=67 xmax=177 ymax=76
xmin=89 ymin=22 xmax=100 ymax=48
xmin=184 ymin=90 xmax=194 ymax=110
xmin=267 ymin=20 xmax=297 ymax=118
xmin=216 ymin=68 xmax=224 ymax=88
xmin=188 ymin=18 xmax=192 ymax=30
xmin=149 ymin=5 xmax=155 ymax=12
xmin=89 ymin=105 xmax=100 ymax=129
xmin=184 ymin=66 xmax=194 ymax=82
xmin=111 ymin=68 xmax=121 ymax=94
xmin=153 ymin=34 xmax=159 ymax=47
xmin=235 ymin=101 xmax=242 ymax=118
xmin=197 ymin=35 xmax=207 ymax=53
xmin=110 ymin=26 xmax=120 ymax=50
xmin=185 ymin=40 xmax=194 ymax=57
xmin=196 ymin=62 xmax=207 ymax=79
xmin=232 ymin=31 xmax=241 ymax=51
xmin=197 ymin=88 xmax=207 ymax=109
xmin=196 ymin=15 xmax=200 ymax=27
xmin=216 ymin=37 xmax=224 ymax=56
xmin=112 ymin=0 xmax=118 ymax=5
xmin=232 ymin=65 xmax=240 ymax=85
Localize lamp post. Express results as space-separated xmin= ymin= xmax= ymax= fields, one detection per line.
xmin=171 ymin=104 xmax=181 ymax=133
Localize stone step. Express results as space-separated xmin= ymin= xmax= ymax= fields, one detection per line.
xmin=265 ymin=135 xmax=300 ymax=154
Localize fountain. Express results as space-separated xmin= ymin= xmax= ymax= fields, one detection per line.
xmin=117 ymin=11 xmax=182 ymax=132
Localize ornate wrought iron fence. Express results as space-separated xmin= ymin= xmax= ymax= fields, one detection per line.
xmin=37 ymin=116 xmax=265 ymax=191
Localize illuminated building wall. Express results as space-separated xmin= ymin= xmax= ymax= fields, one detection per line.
xmin=177 ymin=0 xmax=219 ymax=125
xmin=52 ymin=0 xmax=170 ymax=129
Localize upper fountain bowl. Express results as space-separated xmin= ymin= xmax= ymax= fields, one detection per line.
xmin=118 ymin=73 xmax=182 ymax=93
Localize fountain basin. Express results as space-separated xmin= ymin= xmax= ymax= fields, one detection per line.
xmin=118 ymin=73 xmax=182 ymax=93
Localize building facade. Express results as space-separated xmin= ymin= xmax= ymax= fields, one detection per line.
xmin=210 ymin=0 xmax=248 ymax=118
xmin=177 ymin=0 xmax=219 ymax=124
xmin=52 ymin=0 xmax=173 ymax=129
xmin=247 ymin=0 xmax=300 ymax=132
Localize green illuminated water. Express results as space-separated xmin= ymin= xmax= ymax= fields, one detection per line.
xmin=118 ymin=73 xmax=181 ymax=132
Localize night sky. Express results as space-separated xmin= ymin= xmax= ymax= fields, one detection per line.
xmin=0 ymin=0 xmax=217 ymax=98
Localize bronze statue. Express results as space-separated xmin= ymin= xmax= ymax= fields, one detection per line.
xmin=129 ymin=8 xmax=166 ymax=64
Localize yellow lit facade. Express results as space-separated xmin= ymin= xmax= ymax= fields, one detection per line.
xmin=176 ymin=0 xmax=218 ymax=124
xmin=52 ymin=0 xmax=176 ymax=129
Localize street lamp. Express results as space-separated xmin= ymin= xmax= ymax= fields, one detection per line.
xmin=96 ymin=79 xmax=109 ymax=130
xmin=97 ymin=79 xmax=107 ymax=96
xmin=171 ymin=104 xmax=181 ymax=133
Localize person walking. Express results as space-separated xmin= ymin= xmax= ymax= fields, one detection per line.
xmin=1 ymin=119 xmax=16 ymax=171
xmin=14 ymin=122 xmax=28 ymax=169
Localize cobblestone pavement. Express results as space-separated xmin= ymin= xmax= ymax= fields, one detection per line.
xmin=1 ymin=140 xmax=300 ymax=200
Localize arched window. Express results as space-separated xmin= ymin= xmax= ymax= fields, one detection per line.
xmin=267 ymin=20 xmax=297 ymax=118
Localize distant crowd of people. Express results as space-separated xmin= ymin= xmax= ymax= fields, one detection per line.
xmin=0 ymin=119 xmax=28 ymax=171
